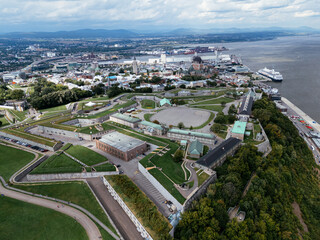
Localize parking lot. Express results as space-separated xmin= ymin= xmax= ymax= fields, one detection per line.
xmin=151 ymin=106 xmax=211 ymax=127
xmin=0 ymin=135 xmax=49 ymax=152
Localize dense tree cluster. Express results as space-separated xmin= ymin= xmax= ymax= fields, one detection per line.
xmin=214 ymin=112 xmax=236 ymax=124
xmin=181 ymin=75 xmax=206 ymax=81
xmin=175 ymin=97 xmax=320 ymax=239
xmin=29 ymin=78 xmax=92 ymax=109
xmin=0 ymin=85 xmax=26 ymax=104
xmin=108 ymin=175 xmax=171 ymax=239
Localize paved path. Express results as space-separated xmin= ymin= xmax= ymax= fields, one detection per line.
xmin=0 ymin=179 xmax=102 ymax=240
xmin=87 ymin=178 xmax=143 ymax=240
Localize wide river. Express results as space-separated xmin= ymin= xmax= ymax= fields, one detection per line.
xmin=221 ymin=35 xmax=320 ymax=123
xmin=127 ymin=35 xmax=320 ymax=122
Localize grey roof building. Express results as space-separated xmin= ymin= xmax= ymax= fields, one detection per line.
xmin=96 ymin=131 xmax=147 ymax=161
xmin=110 ymin=112 xmax=141 ymax=128
xmin=188 ymin=140 xmax=204 ymax=158
xmin=138 ymin=120 xmax=165 ymax=135
xmin=168 ymin=129 xmax=215 ymax=145
xmin=195 ymin=137 xmax=241 ymax=169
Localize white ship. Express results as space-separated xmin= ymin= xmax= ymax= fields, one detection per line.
xmin=258 ymin=67 xmax=283 ymax=82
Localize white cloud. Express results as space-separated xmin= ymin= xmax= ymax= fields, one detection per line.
xmin=294 ymin=10 xmax=320 ymax=17
xmin=0 ymin=0 xmax=319 ymax=31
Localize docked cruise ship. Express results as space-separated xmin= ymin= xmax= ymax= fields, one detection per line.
xmin=258 ymin=67 xmax=283 ymax=82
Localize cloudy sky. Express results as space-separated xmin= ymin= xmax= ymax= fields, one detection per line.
xmin=0 ymin=0 xmax=319 ymax=33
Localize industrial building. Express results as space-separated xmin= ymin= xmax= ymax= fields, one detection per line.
xmin=138 ymin=120 xmax=165 ymax=135
xmin=230 ymin=121 xmax=247 ymax=141
xmin=109 ymin=113 xmax=141 ymax=128
xmin=167 ymin=129 xmax=215 ymax=145
xmin=96 ymin=131 xmax=148 ymax=161
xmin=195 ymin=137 xmax=241 ymax=170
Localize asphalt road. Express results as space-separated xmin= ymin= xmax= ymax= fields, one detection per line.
xmin=0 ymin=181 xmax=102 ymax=240
xmin=87 ymin=178 xmax=143 ymax=240
xmin=282 ymin=101 xmax=320 ymax=165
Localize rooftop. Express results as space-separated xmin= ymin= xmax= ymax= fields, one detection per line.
xmin=188 ymin=140 xmax=204 ymax=155
xmin=239 ymin=95 xmax=253 ymax=116
xmin=169 ymin=128 xmax=215 ymax=139
xmin=196 ymin=137 xmax=242 ymax=168
xmin=140 ymin=120 xmax=163 ymax=130
xmin=160 ymin=98 xmax=171 ymax=106
xmin=99 ymin=131 xmax=145 ymax=152
xmin=111 ymin=112 xmax=141 ymax=123
xmin=231 ymin=121 xmax=247 ymax=135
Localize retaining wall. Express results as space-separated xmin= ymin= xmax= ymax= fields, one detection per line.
xmin=14 ymin=155 xmax=48 ymax=182
xmin=0 ymin=131 xmax=57 ymax=152
xmin=27 ymin=171 xmax=119 ymax=181
xmin=256 ymin=122 xmax=272 ymax=154
xmin=102 ymin=177 xmax=153 ymax=240
xmin=183 ymin=172 xmax=217 ymax=210
xmin=138 ymin=163 xmax=183 ymax=212
xmin=38 ymin=125 xmax=92 ymax=141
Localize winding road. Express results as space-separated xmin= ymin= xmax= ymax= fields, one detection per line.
xmin=0 ymin=178 xmax=102 ymax=240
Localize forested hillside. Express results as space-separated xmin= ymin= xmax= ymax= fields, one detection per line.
xmin=175 ymin=97 xmax=320 ymax=240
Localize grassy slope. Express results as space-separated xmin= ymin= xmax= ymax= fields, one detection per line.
xmin=31 ymin=153 xmax=83 ymax=174
xmin=0 ymin=144 xmax=35 ymax=181
xmin=0 ymin=196 xmax=88 ymax=240
xmin=105 ymin=175 xmax=171 ymax=239
xmin=141 ymin=99 xmax=156 ymax=109
xmin=66 ymin=145 xmax=107 ymax=166
xmin=15 ymin=181 xmax=117 ymax=238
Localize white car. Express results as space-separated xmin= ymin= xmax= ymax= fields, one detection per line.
xmin=311 ymin=145 xmax=315 ymax=151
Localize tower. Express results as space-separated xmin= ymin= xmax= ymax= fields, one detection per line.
xmin=132 ymin=57 xmax=138 ymax=74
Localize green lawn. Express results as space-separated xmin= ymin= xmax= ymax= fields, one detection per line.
xmin=66 ymin=145 xmax=110 ymax=166
xmin=0 ymin=144 xmax=35 ymax=181
xmin=31 ymin=153 xmax=83 ymax=174
xmin=141 ymin=99 xmax=156 ymax=109
xmin=0 ymin=196 xmax=88 ymax=240
xmin=78 ymin=125 xmax=100 ymax=134
xmin=211 ymin=124 xmax=228 ymax=139
xmin=192 ymin=97 xmax=233 ymax=105
xmin=105 ymin=175 xmax=171 ymax=239
xmin=41 ymin=105 xmax=67 ymax=112
xmin=197 ymin=170 xmax=210 ymax=186
xmin=15 ymin=181 xmax=117 ymax=239
xmin=83 ymin=100 xmax=136 ymax=119
xmin=0 ymin=115 xmax=10 ymax=126
xmin=8 ymin=110 xmax=27 ymax=122
xmin=149 ymin=168 xmax=185 ymax=204
xmin=144 ymin=113 xmax=154 ymax=122
xmin=254 ymin=123 xmax=262 ymax=138
xmin=81 ymin=95 xmax=109 ymax=102
xmin=149 ymin=149 xmax=185 ymax=184
xmin=94 ymin=163 xmax=116 ymax=172
xmin=192 ymin=105 xmax=224 ymax=113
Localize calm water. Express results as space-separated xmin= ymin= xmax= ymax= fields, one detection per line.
xmin=221 ymin=35 xmax=320 ymax=122
xmin=129 ymin=35 xmax=320 ymax=122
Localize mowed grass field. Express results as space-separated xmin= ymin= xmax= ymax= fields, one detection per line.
xmin=0 ymin=144 xmax=35 ymax=181
xmin=0 ymin=196 xmax=88 ymax=240
xmin=16 ymin=181 xmax=117 ymax=239
xmin=31 ymin=153 xmax=83 ymax=174
xmin=65 ymin=145 xmax=111 ymax=166
xmin=141 ymin=99 xmax=156 ymax=109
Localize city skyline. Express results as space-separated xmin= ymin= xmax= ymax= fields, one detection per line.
xmin=1 ymin=0 xmax=320 ymax=33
